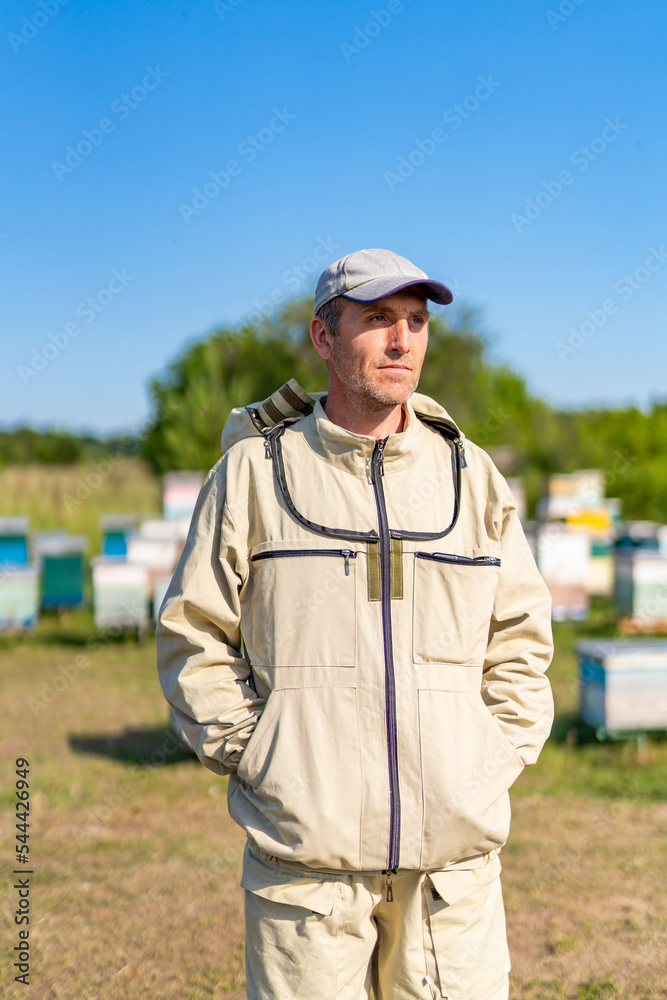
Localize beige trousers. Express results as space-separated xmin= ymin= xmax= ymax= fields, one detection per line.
xmin=242 ymin=844 xmax=510 ymax=1000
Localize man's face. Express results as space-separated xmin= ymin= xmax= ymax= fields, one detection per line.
xmin=327 ymin=289 xmax=429 ymax=412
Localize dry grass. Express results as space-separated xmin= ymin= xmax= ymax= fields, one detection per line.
xmin=506 ymin=797 xmax=667 ymax=999
xmin=0 ymin=460 xmax=161 ymax=556
xmin=1 ymin=624 xmax=666 ymax=999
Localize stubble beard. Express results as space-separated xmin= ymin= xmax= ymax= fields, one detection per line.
xmin=330 ymin=342 xmax=421 ymax=412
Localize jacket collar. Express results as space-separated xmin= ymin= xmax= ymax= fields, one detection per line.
xmin=298 ymin=398 xmax=434 ymax=477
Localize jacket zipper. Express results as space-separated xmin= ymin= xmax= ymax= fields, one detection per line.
xmin=371 ymin=438 xmax=401 ymax=891
xmin=415 ymin=552 xmax=500 ymax=567
xmin=251 ymin=548 xmax=357 ymax=575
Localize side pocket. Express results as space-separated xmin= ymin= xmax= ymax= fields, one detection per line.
xmin=235 ymin=687 xmax=363 ymax=869
xmin=423 ymin=855 xmax=510 ymax=1000
xmin=241 ymin=846 xmax=340 ymax=915
xmin=242 ymin=847 xmax=344 ymax=999
xmin=417 ymin=690 xmax=524 ymax=868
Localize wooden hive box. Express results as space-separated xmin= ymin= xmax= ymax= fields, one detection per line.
xmin=0 ymin=516 xmax=30 ymax=567
xmin=126 ymin=519 xmax=181 ymax=598
xmin=536 ymin=524 xmax=590 ymax=621
xmin=577 ymin=638 xmax=667 ymax=737
xmin=91 ymin=558 xmax=149 ymax=633
xmin=614 ymin=551 xmax=667 ymax=622
xmin=162 ymin=471 xmax=204 ymax=521
xmin=100 ymin=514 xmax=138 ymax=559
xmin=34 ymin=534 xmax=87 ymax=610
xmin=0 ymin=565 xmax=40 ymax=630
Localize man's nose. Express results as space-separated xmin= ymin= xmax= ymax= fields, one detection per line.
xmin=388 ymin=319 xmax=411 ymax=353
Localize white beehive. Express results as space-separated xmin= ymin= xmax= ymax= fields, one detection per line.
xmin=91 ymin=559 xmax=149 ymax=632
xmin=577 ymin=639 xmax=667 ymax=736
xmin=536 ymin=524 xmax=590 ymax=621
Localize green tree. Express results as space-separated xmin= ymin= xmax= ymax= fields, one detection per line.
xmin=135 ymin=295 xmax=667 ymax=523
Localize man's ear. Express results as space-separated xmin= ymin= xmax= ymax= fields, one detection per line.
xmin=310 ymin=316 xmax=333 ymax=361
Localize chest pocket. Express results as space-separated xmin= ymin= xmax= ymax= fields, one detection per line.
xmin=412 ymin=551 xmax=501 ymax=665
xmin=243 ymin=545 xmax=358 ymax=667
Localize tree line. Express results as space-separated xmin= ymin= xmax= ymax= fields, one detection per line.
xmin=4 ymin=297 xmax=666 ymax=521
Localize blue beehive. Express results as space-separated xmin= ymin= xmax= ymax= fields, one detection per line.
xmin=34 ymin=534 xmax=87 ymax=610
xmin=100 ymin=515 xmax=137 ymax=559
xmin=0 ymin=517 xmax=30 ymax=566
xmin=577 ymin=639 xmax=667 ymax=738
xmin=0 ymin=518 xmax=39 ymax=630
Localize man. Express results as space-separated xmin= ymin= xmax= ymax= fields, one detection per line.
xmin=157 ymin=248 xmax=554 ymax=1000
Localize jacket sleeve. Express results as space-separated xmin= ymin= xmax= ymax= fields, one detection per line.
xmin=482 ymin=492 xmax=554 ymax=766
xmin=156 ymin=457 xmax=263 ymax=775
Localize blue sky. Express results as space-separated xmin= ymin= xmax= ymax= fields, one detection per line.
xmin=2 ymin=0 xmax=666 ymax=434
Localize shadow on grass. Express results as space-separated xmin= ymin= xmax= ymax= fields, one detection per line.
xmin=68 ymin=726 xmax=198 ymax=766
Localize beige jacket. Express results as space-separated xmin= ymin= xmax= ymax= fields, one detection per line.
xmin=157 ymin=384 xmax=554 ymax=873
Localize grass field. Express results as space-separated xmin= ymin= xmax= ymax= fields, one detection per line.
xmin=1 ymin=610 xmax=666 ymax=999
xmin=0 ymin=460 xmax=161 ymax=556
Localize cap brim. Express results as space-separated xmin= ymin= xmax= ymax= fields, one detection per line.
xmin=342 ymin=277 xmax=453 ymax=306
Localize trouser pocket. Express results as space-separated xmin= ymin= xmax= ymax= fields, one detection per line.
xmin=242 ymin=846 xmax=345 ymax=1000
xmin=423 ymin=855 xmax=510 ymax=1000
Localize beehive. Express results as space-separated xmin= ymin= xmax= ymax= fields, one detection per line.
xmin=539 ymin=470 xmax=605 ymax=521
xmin=91 ymin=558 xmax=149 ymax=632
xmin=615 ymin=551 xmax=667 ymax=622
xmin=162 ymin=471 xmax=204 ymax=521
xmin=577 ymin=639 xmax=667 ymax=736
xmin=505 ymin=478 xmax=526 ymax=522
xmin=100 ymin=515 xmax=137 ymax=559
xmin=536 ymin=524 xmax=590 ymax=621
xmin=0 ymin=516 xmax=30 ymax=566
xmin=34 ymin=534 xmax=87 ymax=610
xmin=152 ymin=573 xmax=173 ymax=621
xmin=0 ymin=565 xmax=39 ymax=629
xmin=127 ymin=519 xmax=181 ymax=598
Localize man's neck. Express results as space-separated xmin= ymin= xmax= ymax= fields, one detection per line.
xmin=322 ymin=394 xmax=406 ymax=439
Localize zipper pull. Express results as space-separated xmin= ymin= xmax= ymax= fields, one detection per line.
xmin=264 ymin=438 xmax=271 ymax=460
xmin=377 ymin=438 xmax=386 ymax=477
xmin=341 ymin=550 xmax=351 ymax=575
xmin=455 ymin=437 xmax=467 ymax=468
xmin=385 ymin=870 xmax=395 ymax=903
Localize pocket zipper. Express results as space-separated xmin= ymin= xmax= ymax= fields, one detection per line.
xmin=415 ymin=551 xmax=501 ymax=567
xmin=251 ymin=548 xmax=357 ymax=575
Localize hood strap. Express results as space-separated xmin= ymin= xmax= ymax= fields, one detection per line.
xmin=266 ymin=416 xmax=463 ymax=542
xmin=267 ymin=423 xmax=377 ymax=543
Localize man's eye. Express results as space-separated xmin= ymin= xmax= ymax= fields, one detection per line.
xmin=371 ymin=314 xmax=386 ymax=322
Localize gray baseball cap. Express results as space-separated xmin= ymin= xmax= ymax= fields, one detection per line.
xmin=314 ymin=248 xmax=453 ymax=311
